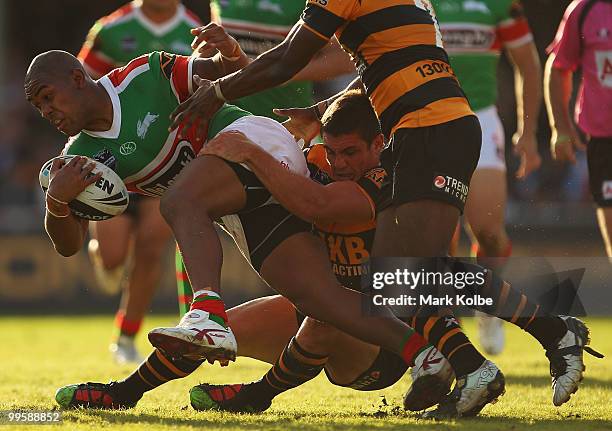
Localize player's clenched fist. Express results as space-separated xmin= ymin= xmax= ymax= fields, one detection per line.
xmin=191 ymin=23 xmax=242 ymax=59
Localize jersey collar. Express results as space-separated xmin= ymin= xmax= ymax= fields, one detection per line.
xmin=83 ymin=76 xmax=122 ymax=139
xmin=133 ymin=1 xmax=186 ymax=37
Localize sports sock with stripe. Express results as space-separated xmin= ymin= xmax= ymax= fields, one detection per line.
xmin=412 ymin=313 xmax=486 ymax=377
xmin=189 ymin=290 xmax=228 ymax=328
xmin=451 ymin=259 xmax=566 ymax=350
xmin=114 ymin=310 xmax=142 ymax=338
xmin=175 ymin=245 xmax=193 ymax=317
xmin=249 ymin=337 xmax=328 ymax=402
xmin=114 ymin=349 xmax=203 ymax=402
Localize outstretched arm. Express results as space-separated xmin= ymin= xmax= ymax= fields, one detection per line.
xmin=200 ymin=131 xmax=374 ymax=224
xmin=169 ymin=23 xmax=329 ymax=134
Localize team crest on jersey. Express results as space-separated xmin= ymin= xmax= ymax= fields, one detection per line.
xmin=137 ymin=112 xmax=159 ymax=139
xmin=364 ymin=168 xmax=386 ymax=189
xmin=120 ymin=141 xmax=137 ymax=156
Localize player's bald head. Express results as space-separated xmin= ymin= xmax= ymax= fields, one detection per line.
xmin=24 ymin=50 xmax=87 ymax=99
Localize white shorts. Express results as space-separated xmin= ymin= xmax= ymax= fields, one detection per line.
xmin=216 ymin=115 xmax=308 ymax=265
xmin=475 ymin=106 xmax=506 ymax=171
xmin=217 ymin=115 xmax=309 ymax=177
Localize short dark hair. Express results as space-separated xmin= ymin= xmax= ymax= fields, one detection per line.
xmin=320 ymin=90 xmax=382 ymax=145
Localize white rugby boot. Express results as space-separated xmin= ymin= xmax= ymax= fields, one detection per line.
xmin=109 ymin=334 xmax=144 ymax=365
xmin=424 ymin=359 xmax=505 ymax=418
xmin=477 ymin=312 xmax=505 ymax=355
xmin=403 ymin=345 xmax=455 ymax=411
xmin=148 ymin=309 xmax=237 ymax=364
xmin=546 ymin=316 xmax=603 ymax=406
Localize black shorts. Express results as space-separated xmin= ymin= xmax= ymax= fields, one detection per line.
xmin=325 ymin=348 xmax=408 ymax=391
xmin=381 ymin=115 xmax=481 ymax=213
xmin=237 ymin=204 xmax=311 ymax=272
xmin=586 ymin=136 xmax=612 ymax=207
xmin=226 ymin=161 xmax=274 ymax=213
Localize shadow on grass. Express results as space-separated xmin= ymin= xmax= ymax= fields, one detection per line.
xmin=61 ymin=408 xmax=612 ymax=431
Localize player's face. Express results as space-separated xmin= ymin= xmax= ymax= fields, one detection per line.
xmin=323 ymin=132 xmax=382 ymax=181
xmin=26 ymin=76 xmax=87 ymax=136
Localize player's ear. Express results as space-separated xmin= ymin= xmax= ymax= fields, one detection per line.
xmin=71 ymin=68 xmax=87 ymax=89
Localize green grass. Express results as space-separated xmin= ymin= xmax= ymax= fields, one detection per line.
xmin=1 ymin=316 xmax=611 ymax=430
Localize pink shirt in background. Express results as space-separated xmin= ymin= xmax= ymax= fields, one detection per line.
xmin=548 ymin=0 xmax=612 ymax=138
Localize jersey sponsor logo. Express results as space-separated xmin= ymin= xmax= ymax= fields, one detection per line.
xmin=463 ymin=0 xmax=490 ymax=14
xmin=318 ymin=231 xmax=371 ymax=283
xmin=432 ymin=173 xmax=469 ymax=203
xmin=92 ymin=148 xmax=117 ymax=170
xmin=441 ymin=28 xmax=496 ymax=50
xmin=169 ymin=41 xmax=192 ymax=55
xmin=256 ymin=0 xmax=283 ymax=15
xmin=434 ymin=175 xmax=446 ymax=188
xmin=603 ymin=181 xmax=612 ymax=201
xmin=119 ymin=141 xmax=137 ymax=155
xmin=134 ymin=140 xmax=195 ymax=196
xmin=137 ymin=112 xmax=159 ymax=139
xmin=595 ymin=51 xmax=612 ymax=88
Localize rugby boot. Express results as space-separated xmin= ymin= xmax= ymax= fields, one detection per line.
xmin=55 ymin=382 xmax=140 ymax=409
xmin=423 ymin=359 xmax=505 ymax=418
xmin=403 ymin=346 xmax=455 ymax=411
xmin=190 ymin=382 xmax=271 ymax=413
xmin=148 ymin=309 xmax=236 ymax=364
xmin=547 ymin=316 xmax=604 ymax=406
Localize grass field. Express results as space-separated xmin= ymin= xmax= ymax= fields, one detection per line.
xmin=1 ymin=316 xmax=611 ymax=431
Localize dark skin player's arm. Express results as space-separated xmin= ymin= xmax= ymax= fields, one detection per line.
xmin=200 ymin=131 xmax=374 ymax=224
xmin=170 ymin=23 xmax=330 ymax=134
xmin=188 ymin=23 xmax=251 ymax=82
xmin=45 ymin=156 xmax=100 ymax=256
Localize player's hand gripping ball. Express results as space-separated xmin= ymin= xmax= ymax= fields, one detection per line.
xmin=39 ymin=155 xmax=129 ymax=220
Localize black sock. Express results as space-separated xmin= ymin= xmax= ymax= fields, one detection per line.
xmin=412 ymin=314 xmax=485 ymax=377
xmin=251 ymin=337 xmax=327 ymax=402
xmin=115 ymin=349 xmax=203 ymax=401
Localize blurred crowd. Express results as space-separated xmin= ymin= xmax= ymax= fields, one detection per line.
xmin=0 ymin=0 xmax=588 ymax=234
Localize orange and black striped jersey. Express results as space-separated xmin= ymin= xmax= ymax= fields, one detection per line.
xmin=305 ymin=144 xmax=389 ymax=291
xmin=300 ymin=0 xmax=474 ymax=138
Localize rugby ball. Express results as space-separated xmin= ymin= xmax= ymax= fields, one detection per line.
xmin=39 ymin=155 xmax=129 ymax=220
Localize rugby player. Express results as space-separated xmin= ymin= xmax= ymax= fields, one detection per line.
xmin=197 ymin=93 xmax=603 ymax=414
xmin=53 ymin=91 xmax=452 ymax=412
xmin=175 ymin=0 xmax=356 ymax=315
xmin=155 ymin=0 xmax=599 ymax=416
xmin=24 ymin=44 xmax=458 ymax=413
xmin=77 ymin=0 xmax=203 ymax=364
xmin=432 ymin=0 xmax=543 ymax=355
